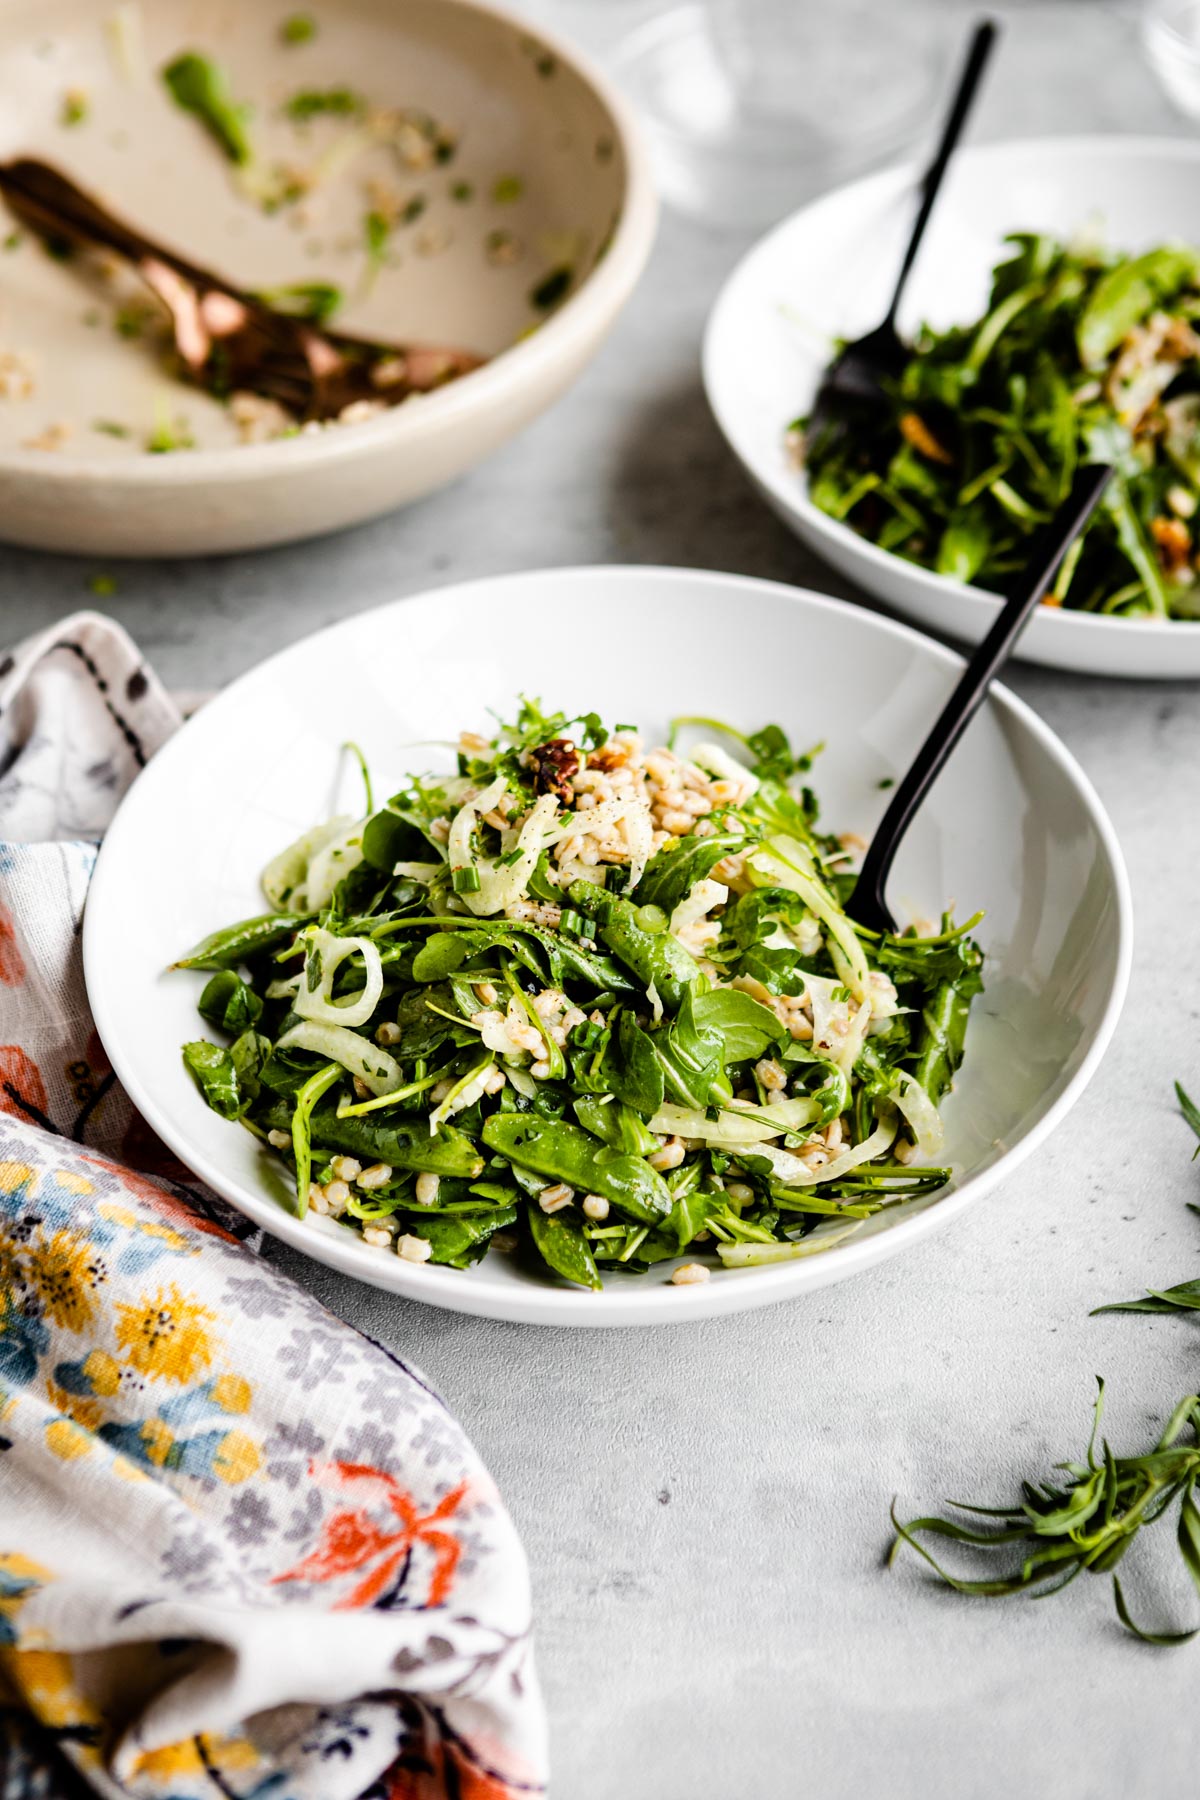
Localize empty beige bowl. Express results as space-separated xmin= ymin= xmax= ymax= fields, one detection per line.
xmin=0 ymin=0 xmax=656 ymax=555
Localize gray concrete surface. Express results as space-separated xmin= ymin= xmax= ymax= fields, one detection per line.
xmin=5 ymin=4 xmax=1200 ymax=1794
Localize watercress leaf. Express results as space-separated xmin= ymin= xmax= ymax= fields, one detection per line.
xmin=691 ymin=989 xmax=785 ymax=1063
xmin=361 ymin=807 xmax=429 ymax=871
xmin=667 ymin=1186 xmax=710 ymax=1252
xmin=650 ymin=989 xmax=725 ymax=1109
xmin=574 ymin=1093 xmax=658 ymax=1156
xmin=605 ymin=1012 xmax=664 ymax=1117
xmin=198 ymin=969 xmax=263 ymax=1033
xmin=1078 ymin=247 xmax=1200 ymax=368
xmin=230 ymin=1029 xmax=271 ymax=1105
xmin=390 ymin=985 xmax=476 ymax=1057
xmin=412 ymin=933 xmax=477 ymax=982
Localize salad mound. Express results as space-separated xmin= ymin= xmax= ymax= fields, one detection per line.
xmin=175 ymin=703 xmax=983 ymax=1290
xmin=801 ymin=234 xmax=1200 ymax=621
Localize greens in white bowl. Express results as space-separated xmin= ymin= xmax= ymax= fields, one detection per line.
xmin=172 ymin=699 xmax=982 ymax=1292
xmin=82 ymin=567 xmax=1131 ymax=1326
xmin=704 ymin=136 xmax=1200 ymax=678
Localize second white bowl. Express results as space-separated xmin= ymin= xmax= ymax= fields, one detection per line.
xmin=704 ymin=136 xmax=1200 ymax=679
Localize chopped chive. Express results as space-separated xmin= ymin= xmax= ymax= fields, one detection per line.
xmin=284 ymin=85 xmax=363 ymax=120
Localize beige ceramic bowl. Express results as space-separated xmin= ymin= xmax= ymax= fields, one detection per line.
xmin=0 ymin=0 xmax=656 ymax=555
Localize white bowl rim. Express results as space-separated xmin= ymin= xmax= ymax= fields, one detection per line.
xmin=0 ymin=0 xmax=658 ymax=485
xmin=84 ymin=564 xmax=1134 ymax=1326
xmin=702 ymin=133 xmax=1200 ymax=645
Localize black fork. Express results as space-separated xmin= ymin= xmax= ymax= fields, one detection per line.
xmin=808 ymin=18 xmax=998 ymax=440
xmin=846 ymin=464 xmax=1113 ymax=936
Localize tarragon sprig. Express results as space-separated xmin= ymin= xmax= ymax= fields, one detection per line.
xmin=1093 ymin=1081 xmax=1200 ymax=1316
xmin=891 ymin=1078 xmax=1200 ymax=1645
xmin=889 ymin=1381 xmax=1200 ymax=1644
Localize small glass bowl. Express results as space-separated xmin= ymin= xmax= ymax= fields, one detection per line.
xmin=1142 ymin=0 xmax=1200 ymax=118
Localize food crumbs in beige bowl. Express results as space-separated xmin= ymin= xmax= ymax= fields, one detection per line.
xmin=0 ymin=0 xmax=656 ymax=554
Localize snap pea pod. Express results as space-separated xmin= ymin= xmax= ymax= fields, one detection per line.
xmin=258 ymin=1098 xmax=484 ymax=1177
xmin=567 ymin=881 xmax=699 ymax=1014
xmin=527 ymin=1204 xmax=601 ymax=1291
xmin=482 ymin=1113 xmax=671 ymax=1224
xmin=174 ymin=912 xmax=306 ymax=971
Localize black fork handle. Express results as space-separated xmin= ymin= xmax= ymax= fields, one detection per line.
xmin=846 ymin=464 xmax=1113 ymax=934
xmin=884 ymin=18 xmax=998 ymax=331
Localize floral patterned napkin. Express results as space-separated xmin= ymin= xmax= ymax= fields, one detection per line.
xmin=0 ymin=616 xmax=546 ymax=1800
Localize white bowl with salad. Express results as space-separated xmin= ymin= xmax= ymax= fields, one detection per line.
xmin=705 ymin=136 xmax=1200 ymax=679
xmin=0 ymin=0 xmax=655 ymax=556
xmin=83 ymin=566 xmax=1131 ymax=1327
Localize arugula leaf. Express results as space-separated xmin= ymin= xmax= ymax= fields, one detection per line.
xmin=635 ymin=832 xmax=741 ymax=914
